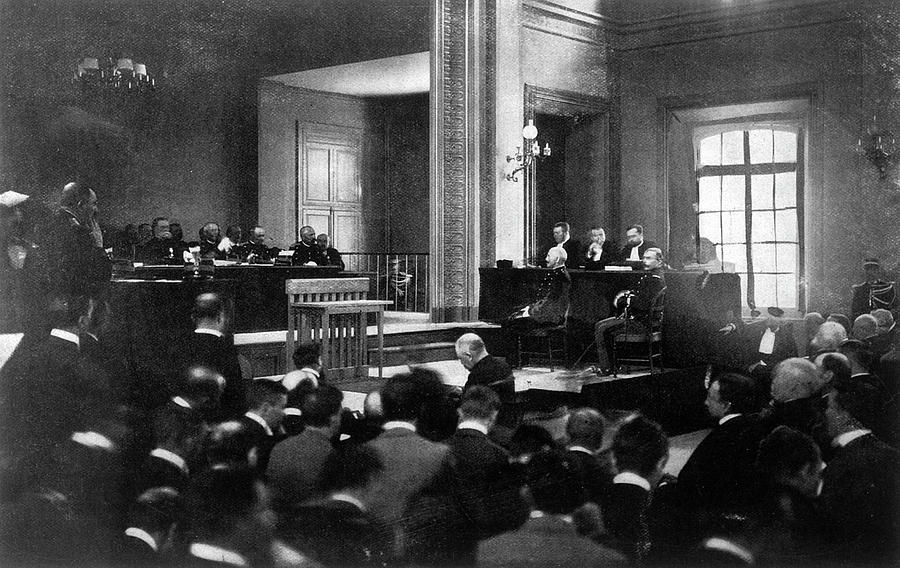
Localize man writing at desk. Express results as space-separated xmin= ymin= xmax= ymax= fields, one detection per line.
xmin=593 ymin=248 xmax=666 ymax=375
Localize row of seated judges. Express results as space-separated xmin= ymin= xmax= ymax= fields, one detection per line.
xmin=1 ymin=286 xmax=898 ymax=567
xmin=113 ymin=218 xmax=345 ymax=268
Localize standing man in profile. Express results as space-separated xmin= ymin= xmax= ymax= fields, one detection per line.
xmin=551 ymin=222 xmax=581 ymax=269
xmin=43 ymin=181 xmax=112 ymax=297
xmin=291 ymin=225 xmax=328 ymax=266
xmin=619 ymin=225 xmax=658 ymax=266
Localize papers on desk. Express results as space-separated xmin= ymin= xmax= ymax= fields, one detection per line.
xmin=213 ymin=260 xmax=238 ymax=267
xmin=603 ymin=265 xmax=633 ymax=271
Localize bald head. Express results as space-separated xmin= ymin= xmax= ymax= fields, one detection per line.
xmin=363 ymin=390 xmax=384 ymax=423
xmin=299 ymin=226 xmax=316 ymax=245
xmin=566 ymin=407 xmax=607 ymax=451
xmin=183 ymin=364 xmax=226 ymax=410
xmin=545 ymin=246 xmax=568 ymax=269
xmin=192 ymin=292 xmax=226 ymax=332
xmin=870 ymin=309 xmax=895 ymax=335
xmin=809 ymin=321 xmax=847 ymax=354
xmin=771 ymin=358 xmax=826 ymax=403
xmin=852 ymin=314 xmax=878 ymax=341
xmin=456 ymin=333 xmax=487 ymax=370
xmin=60 ymin=182 xmax=97 ymax=222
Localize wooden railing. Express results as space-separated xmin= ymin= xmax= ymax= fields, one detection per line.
xmin=342 ymin=253 xmax=429 ymax=313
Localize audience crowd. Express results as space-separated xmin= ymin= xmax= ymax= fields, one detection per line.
xmin=0 ymin=184 xmax=898 ymax=567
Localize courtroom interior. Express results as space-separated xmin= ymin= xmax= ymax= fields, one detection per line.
xmin=1 ymin=0 xmax=899 ymax=567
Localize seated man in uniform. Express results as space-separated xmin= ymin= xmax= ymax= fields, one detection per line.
xmin=851 ymin=257 xmax=899 ymax=320
xmin=290 ymin=225 xmax=328 ymax=266
xmin=138 ymin=217 xmax=184 ymax=264
xmin=594 ymin=247 xmax=666 ymax=375
xmin=243 ymin=226 xmax=281 ymax=263
xmin=316 ymin=233 xmax=345 ymax=270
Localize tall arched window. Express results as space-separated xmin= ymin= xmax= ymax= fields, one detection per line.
xmin=695 ymin=125 xmax=804 ymax=312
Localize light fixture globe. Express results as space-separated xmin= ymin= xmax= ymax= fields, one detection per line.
xmin=522 ymin=119 xmax=538 ymax=140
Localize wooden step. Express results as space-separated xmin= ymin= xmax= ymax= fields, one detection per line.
xmin=370 ymin=341 xmax=457 ymax=366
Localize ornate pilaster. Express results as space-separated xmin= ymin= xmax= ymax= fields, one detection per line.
xmin=431 ymin=0 xmax=487 ymax=322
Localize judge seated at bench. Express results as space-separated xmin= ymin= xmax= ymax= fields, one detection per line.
xmin=243 ymin=226 xmax=281 ymax=263
xmin=583 ymin=226 xmax=619 ymax=271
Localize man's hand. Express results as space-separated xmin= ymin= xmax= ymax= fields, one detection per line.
xmin=718 ymin=323 xmax=736 ymax=334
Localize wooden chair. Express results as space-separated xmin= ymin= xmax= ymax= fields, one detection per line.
xmin=285 ymin=278 xmax=390 ymax=381
xmin=612 ymin=287 xmax=666 ymax=376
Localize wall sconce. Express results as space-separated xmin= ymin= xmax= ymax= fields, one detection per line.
xmin=74 ymin=57 xmax=157 ymax=94
xmin=505 ymin=119 xmax=551 ymax=182
xmin=856 ymin=115 xmax=895 ymax=179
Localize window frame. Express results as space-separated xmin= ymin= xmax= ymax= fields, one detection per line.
xmin=694 ymin=126 xmax=806 ymax=314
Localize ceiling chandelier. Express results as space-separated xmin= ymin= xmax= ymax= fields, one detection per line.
xmin=74 ymin=57 xmax=156 ymax=93
xmin=856 ymin=115 xmax=895 ymax=179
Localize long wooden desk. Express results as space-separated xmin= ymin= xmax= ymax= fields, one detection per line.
xmin=120 ymin=264 xmax=346 ymax=332
xmin=479 ymin=268 xmax=742 ymax=367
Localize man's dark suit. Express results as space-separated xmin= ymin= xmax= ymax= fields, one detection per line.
xmin=0 ymin=334 xmax=111 ymax=477
xmin=562 ymin=238 xmax=582 ymax=269
xmin=322 ymin=247 xmax=345 ymax=270
xmin=676 ymin=413 xmax=771 ymax=521
xmin=279 ymin=497 xmax=392 ymax=567
xmin=134 ymin=452 xmax=190 ymax=494
xmin=602 ymin=481 xmax=653 ymax=562
xmin=238 ymin=414 xmax=278 ymax=474
xmin=479 ymin=514 xmax=627 ymax=568
xmin=172 ymin=331 xmax=246 ymax=421
xmin=136 ymin=237 xmax=184 ymax=264
xmin=463 ymin=355 xmax=519 ymax=428
xmin=448 ymin=428 xmax=528 ymax=550
xmin=39 ymin=209 xmax=112 ymax=297
xmin=821 ymin=433 xmax=900 ymax=565
xmin=566 ymin=448 xmax=614 ymax=506
xmin=582 ymin=239 xmax=620 ymax=270
xmin=268 ymin=428 xmax=334 ymax=510
xmin=739 ymin=320 xmax=797 ymax=369
xmin=619 ymin=240 xmax=658 ymax=265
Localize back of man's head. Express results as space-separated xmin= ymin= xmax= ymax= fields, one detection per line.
xmin=299 ymin=384 xmax=343 ymax=428
xmin=771 ymin=358 xmax=826 ymax=403
xmin=47 ymin=293 xmax=92 ymax=330
xmin=755 ymin=425 xmax=820 ymax=485
xmin=128 ymin=486 xmax=182 ymax=539
xmin=246 ymin=379 xmax=288 ymax=412
xmin=363 ymin=390 xmax=384 ymax=423
xmin=815 ymin=352 xmax=851 ymax=387
xmin=870 ymin=309 xmax=895 ymax=334
xmin=188 ymin=464 xmax=261 ymax=537
xmin=715 ymin=372 xmax=760 ymax=413
xmin=381 ymin=373 xmax=424 ymax=422
xmin=321 ymin=445 xmax=383 ymax=494
xmin=455 ymin=333 xmax=485 ymax=356
xmin=566 ymin=407 xmax=607 ymax=451
xmin=839 ymin=339 xmax=873 ymax=371
xmin=526 ymin=449 xmax=586 ymax=514
xmin=831 ymin=372 xmax=882 ymax=427
xmin=192 ymin=293 xmax=224 ymax=326
xmin=204 ymin=420 xmax=257 ymax=467
xmin=60 ymin=181 xmax=92 ymax=208
xmin=458 ymin=386 xmax=500 ymax=422
xmin=852 ymin=314 xmax=878 ymax=341
xmin=151 ymin=408 xmax=205 ymax=454
xmin=612 ymin=414 xmax=668 ymax=479
xmin=810 ymin=321 xmax=848 ymax=354
xmin=182 ymin=365 xmax=225 ymax=409
xmin=826 ymin=313 xmax=852 ymax=335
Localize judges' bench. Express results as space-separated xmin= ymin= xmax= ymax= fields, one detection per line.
xmin=286 ymin=278 xmax=391 ymax=381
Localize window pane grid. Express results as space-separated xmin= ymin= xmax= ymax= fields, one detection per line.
xmin=696 ymin=127 xmax=800 ymax=311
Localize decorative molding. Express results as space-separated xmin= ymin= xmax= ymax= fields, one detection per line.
xmin=612 ymin=0 xmax=853 ymax=51
xmin=480 ymin=0 xmax=497 ymax=268
xmin=523 ymin=0 xmax=608 ymax=47
xmin=524 ymin=0 xmax=853 ymax=52
xmin=431 ymin=0 xmax=481 ymax=322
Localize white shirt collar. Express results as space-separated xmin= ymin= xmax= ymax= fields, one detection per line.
xmin=529 ymin=510 xmax=573 ymax=523
xmin=719 ymin=413 xmax=742 ymax=426
xmin=189 ymin=543 xmax=248 ymax=567
xmin=283 ymin=407 xmax=302 ymax=416
xmin=50 ymin=328 xmax=80 ymax=347
xmin=383 ymin=420 xmax=416 ymax=432
xmin=331 ymin=492 xmax=366 ymax=511
xmin=150 ymin=448 xmax=189 ymax=476
xmin=195 ymin=328 xmax=223 ymax=338
xmin=172 ymin=396 xmax=192 ymax=409
xmin=832 ymin=429 xmax=872 ymax=448
xmin=71 ymin=431 xmax=115 ymax=452
xmin=567 ymin=445 xmax=595 ymax=455
xmin=613 ymin=471 xmax=652 ymax=491
xmin=124 ymin=527 xmax=159 ymax=552
xmin=244 ymin=411 xmax=273 ymax=436
xmin=457 ymin=420 xmax=489 ymax=435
